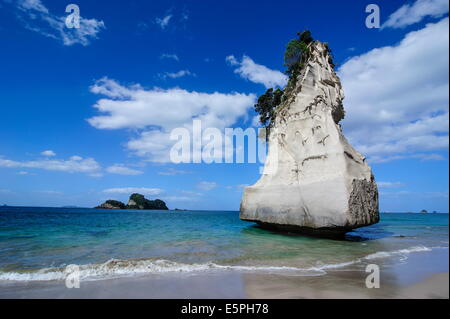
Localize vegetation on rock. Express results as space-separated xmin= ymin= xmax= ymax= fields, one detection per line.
xmin=95 ymin=194 xmax=168 ymax=210
xmin=127 ymin=193 xmax=169 ymax=210
xmin=254 ymin=30 xmax=339 ymax=133
xmin=254 ymin=88 xmax=283 ymax=140
xmin=95 ymin=200 xmax=126 ymax=209
xmin=254 ymin=30 xmax=321 ymax=132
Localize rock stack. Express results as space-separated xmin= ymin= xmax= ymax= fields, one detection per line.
xmin=240 ymin=40 xmax=379 ymax=236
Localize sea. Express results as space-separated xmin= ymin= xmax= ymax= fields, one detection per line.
xmin=0 ymin=207 xmax=448 ymax=282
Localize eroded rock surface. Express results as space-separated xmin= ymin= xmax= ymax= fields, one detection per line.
xmin=240 ymin=41 xmax=379 ymax=235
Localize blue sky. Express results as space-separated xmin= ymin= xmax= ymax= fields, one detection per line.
xmin=0 ymin=0 xmax=448 ymax=212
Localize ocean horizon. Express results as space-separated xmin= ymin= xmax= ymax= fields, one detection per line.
xmin=2 ymin=205 xmax=448 ymax=214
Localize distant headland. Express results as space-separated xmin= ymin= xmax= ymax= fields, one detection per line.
xmin=95 ymin=193 xmax=168 ymax=210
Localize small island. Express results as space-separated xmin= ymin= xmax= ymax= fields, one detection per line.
xmin=95 ymin=193 xmax=168 ymax=210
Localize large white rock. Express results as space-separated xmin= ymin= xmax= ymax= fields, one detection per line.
xmin=240 ymin=41 xmax=379 ymax=236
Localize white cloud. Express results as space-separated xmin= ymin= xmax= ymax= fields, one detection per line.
xmin=12 ymin=0 xmax=105 ymax=46
xmin=197 ymin=181 xmax=218 ymax=191
xmin=19 ymin=0 xmax=48 ymax=13
xmin=251 ymin=115 xmax=262 ymax=127
xmin=161 ymin=69 xmax=194 ymax=79
xmin=226 ymin=55 xmax=288 ymax=89
xmin=181 ymin=10 xmax=189 ymax=22
xmin=158 ymin=168 xmax=192 ymax=176
xmin=339 ymin=18 xmax=449 ymax=162
xmin=89 ymin=172 xmax=104 ymax=178
xmin=380 ymin=190 xmax=448 ymax=199
xmin=382 ymin=0 xmax=449 ymax=29
xmin=369 ymin=153 xmax=446 ymax=164
xmin=377 ymin=181 xmax=405 ymax=188
xmin=35 ymin=190 xmax=63 ymax=195
xmin=137 ymin=21 xmax=149 ymax=31
xmin=181 ymin=190 xmax=203 ymax=196
xmin=102 ymin=187 xmax=163 ymax=196
xmin=88 ymin=77 xmax=255 ymax=162
xmin=106 ymin=164 xmax=143 ymax=175
xmin=41 ymin=150 xmax=56 ymax=157
xmin=162 ymin=196 xmax=198 ymax=202
xmin=0 ymin=155 xmax=101 ymax=174
xmin=226 ymin=184 xmax=248 ymax=192
xmin=155 ymin=14 xmax=172 ymax=29
xmin=160 ymin=53 xmax=179 ymax=61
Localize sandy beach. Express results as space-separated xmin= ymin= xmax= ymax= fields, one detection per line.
xmin=1 ymin=248 xmax=448 ymax=299
xmin=1 ymin=270 xmax=447 ymax=299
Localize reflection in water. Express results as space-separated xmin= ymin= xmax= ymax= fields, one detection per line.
xmin=241 ymin=269 xmax=399 ymax=298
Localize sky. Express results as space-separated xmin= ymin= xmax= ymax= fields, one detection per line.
xmin=0 ymin=0 xmax=448 ymax=212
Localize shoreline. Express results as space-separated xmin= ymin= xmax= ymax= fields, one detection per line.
xmin=1 ymin=248 xmax=448 ymax=299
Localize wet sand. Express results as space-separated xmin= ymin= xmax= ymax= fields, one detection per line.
xmin=0 ymin=270 xmax=447 ymax=299
xmin=1 ymin=249 xmax=448 ymax=299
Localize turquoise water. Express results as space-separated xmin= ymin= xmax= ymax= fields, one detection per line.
xmin=0 ymin=207 xmax=448 ymax=281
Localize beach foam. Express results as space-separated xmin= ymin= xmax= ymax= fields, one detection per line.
xmin=0 ymin=259 xmax=323 ymax=281
xmin=364 ymin=245 xmax=432 ymax=260
xmin=0 ymin=245 xmax=444 ymax=282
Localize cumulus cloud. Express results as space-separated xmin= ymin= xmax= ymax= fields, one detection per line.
xmin=161 ymin=69 xmax=194 ymax=79
xmin=158 ymin=168 xmax=192 ymax=176
xmin=377 ymin=181 xmax=405 ymax=188
xmin=9 ymin=0 xmax=105 ymax=46
xmin=88 ymin=77 xmax=255 ymax=162
xmin=35 ymin=190 xmax=63 ymax=195
xmin=197 ymin=181 xmax=218 ymax=191
xmin=181 ymin=190 xmax=203 ymax=196
xmin=41 ymin=150 xmax=56 ymax=157
xmin=369 ymin=153 xmax=446 ymax=164
xmin=226 ymin=55 xmax=288 ymax=89
xmin=102 ymin=187 xmax=163 ymax=196
xmin=226 ymin=184 xmax=249 ymax=192
xmin=0 ymin=155 xmax=101 ymax=174
xmin=160 ymin=53 xmax=179 ymax=61
xmin=382 ymin=0 xmax=449 ymax=29
xmin=380 ymin=190 xmax=448 ymax=199
xmin=155 ymin=14 xmax=172 ymax=29
xmin=339 ymin=18 xmax=449 ymax=162
xmin=106 ymin=164 xmax=143 ymax=175
xmin=162 ymin=196 xmax=198 ymax=202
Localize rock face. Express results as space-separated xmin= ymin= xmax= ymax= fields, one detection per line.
xmin=95 ymin=194 xmax=168 ymax=210
xmin=240 ymin=41 xmax=379 ymax=236
xmin=95 ymin=200 xmax=127 ymax=210
xmin=127 ymin=193 xmax=169 ymax=210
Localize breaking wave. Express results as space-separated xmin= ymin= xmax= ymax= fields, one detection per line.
xmin=0 ymin=245 xmax=443 ymax=282
xmin=364 ymin=245 xmax=432 ymax=260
